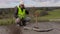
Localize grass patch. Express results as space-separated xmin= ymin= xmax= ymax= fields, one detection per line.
xmin=31 ymin=9 xmax=60 ymax=22
xmin=0 ymin=18 xmax=15 ymax=26
xmin=0 ymin=9 xmax=60 ymax=25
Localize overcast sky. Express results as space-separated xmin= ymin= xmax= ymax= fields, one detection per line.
xmin=0 ymin=0 xmax=60 ymax=8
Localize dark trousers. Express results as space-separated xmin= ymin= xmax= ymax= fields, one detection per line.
xmin=17 ymin=18 xmax=26 ymax=26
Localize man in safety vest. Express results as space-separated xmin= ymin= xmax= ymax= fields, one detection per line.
xmin=14 ymin=4 xmax=29 ymax=26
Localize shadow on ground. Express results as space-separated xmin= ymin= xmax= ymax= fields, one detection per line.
xmin=0 ymin=22 xmax=60 ymax=34
xmin=0 ymin=24 xmax=22 ymax=34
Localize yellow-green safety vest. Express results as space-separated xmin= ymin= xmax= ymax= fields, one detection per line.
xmin=17 ymin=6 xmax=26 ymax=19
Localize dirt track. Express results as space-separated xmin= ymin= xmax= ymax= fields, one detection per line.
xmin=0 ymin=22 xmax=60 ymax=34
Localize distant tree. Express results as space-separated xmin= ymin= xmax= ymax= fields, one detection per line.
xmin=40 ymin=8 xmax=48 ymax=16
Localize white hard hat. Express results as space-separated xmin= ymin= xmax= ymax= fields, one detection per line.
xmin=16 ymin=1 xmax=24 ymax=6
xmin=20 ymin=1 xmax=24 ymax=5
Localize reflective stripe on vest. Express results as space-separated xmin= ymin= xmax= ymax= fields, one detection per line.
xmin=17 ymin=6 xmax=26 ymax=19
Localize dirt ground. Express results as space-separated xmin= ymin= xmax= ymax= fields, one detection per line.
xmin=0 ymin=22 xmax=60 ymax=34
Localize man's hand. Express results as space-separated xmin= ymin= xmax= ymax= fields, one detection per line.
xmin=15 ymin=18 xmax=20 ymax=24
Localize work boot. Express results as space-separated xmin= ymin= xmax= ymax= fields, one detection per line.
xmin=23 ymin=22 xmax=26 ymax=26
xmin=19 ymin=22 xmax=23 ymax=26
xmin=16 ymin=22 xmax=23 ymax=26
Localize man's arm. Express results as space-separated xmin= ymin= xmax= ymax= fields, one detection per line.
xmin=25 ymin=10 xmax=29 ymax=15
xmin=14 ymin=7 xmax=18 ymax=18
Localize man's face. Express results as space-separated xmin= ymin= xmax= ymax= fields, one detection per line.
xmin=19 ymin=4 xmax=24 ymax=8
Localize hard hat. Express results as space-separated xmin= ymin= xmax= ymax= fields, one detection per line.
xmin=20 ymin=1 xmax=24 ymax=5
xmin=19 ymin=1 xmax=24 ymax=6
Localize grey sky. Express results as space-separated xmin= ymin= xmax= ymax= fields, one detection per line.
xmin=0 ymin=0 xmax=60 ymax=8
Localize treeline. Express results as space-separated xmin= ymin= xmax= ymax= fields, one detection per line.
xmin=0 ymin=8 xmax=14 ymax=14
xmin=27 ymin=7 xmax=60 ymax=16
xmin=0 ymin=7 xmax=60 ymax=19
xmin=0 ymin=8 xmax=15 ymax=19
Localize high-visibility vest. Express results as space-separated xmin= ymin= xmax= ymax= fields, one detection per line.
xmin=17 ymin=6 xmax=26 ymax=19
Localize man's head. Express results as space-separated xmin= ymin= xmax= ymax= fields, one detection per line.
xmin=19 ymin=4 xmax=25 ymax=8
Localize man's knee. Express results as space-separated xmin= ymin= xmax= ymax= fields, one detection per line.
xmin=25 ymin=17 xmax=31 ymax=22
xmin=15 ymin=18 xmax=20 ymax=24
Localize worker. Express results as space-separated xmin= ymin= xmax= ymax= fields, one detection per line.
xmin=14 ymin=4 xmax=29 ymax=26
